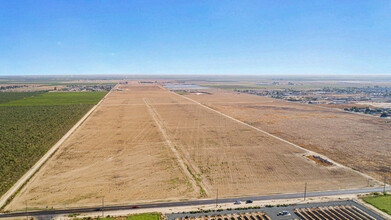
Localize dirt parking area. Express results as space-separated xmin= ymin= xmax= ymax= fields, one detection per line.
xmin=7 ymin=84 xmax=373 ymax=211
xmin=186 ymin=89 xmax=391 ymax=183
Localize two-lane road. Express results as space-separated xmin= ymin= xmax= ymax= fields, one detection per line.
xmin=1 ymin=187 xmax=389 ymax=218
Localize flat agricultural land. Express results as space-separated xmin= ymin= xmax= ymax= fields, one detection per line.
xmin=0 ymin=91 xmax=107 ymax=200
xmin=363 ymin=194 xmax=391 ymax=215
xmin=0 ymin=91 xmax=107 ymax=106
xmin=185 ymin=89 xmax=391 ymax=183
xmin=6 ymin=86 xmax=197 ymax=211
xmin=0 ymin=91 xmax=45 ymax=104
xmin=7 ymin=84 xmax=371 ymax=211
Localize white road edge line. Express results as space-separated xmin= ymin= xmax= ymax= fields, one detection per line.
xmin=0 ymin=85 xmax=117 ymax=209
xmin=170 ymin=91 xmax=385 ymax=187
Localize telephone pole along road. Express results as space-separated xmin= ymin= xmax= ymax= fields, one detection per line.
xmin=0 ymin=187 xmax=389 ymax=218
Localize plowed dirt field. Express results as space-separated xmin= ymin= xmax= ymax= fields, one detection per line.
xmin=186 ymin=89 xmax=391 ymax=184
xmin=8 ymin=84 xmax=371 ymax=210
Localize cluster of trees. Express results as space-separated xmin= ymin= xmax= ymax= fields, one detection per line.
xmin=344 ymin=106 xmax=389 ymax=117
xmin=0 ymin=85 xmax=28 ymax=91
xmin=0 ymin=104 xmax=92 ymax=196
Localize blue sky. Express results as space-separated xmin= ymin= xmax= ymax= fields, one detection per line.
xmin=0 ymin=0 xmax=390 ymax=75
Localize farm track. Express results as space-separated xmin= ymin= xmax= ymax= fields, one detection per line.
xmin=147 ymin=87 xmax=371 ymax=197
xmin=5 ymin=85 xmax=198 ymax=211
xmin=143 ymin=98 xmax=208 ymax=197
xmin=5 ymin=84 xmax=378 ymax=211
xmin=185 ymin=89 xmax=391 ymax=184
xmin=0 ymin=89 xmax=113 ymax=209
xmin=172 ymin=92 xmax=382 ymax=185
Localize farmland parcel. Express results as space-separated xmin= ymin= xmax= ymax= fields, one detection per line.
xmin=0 ymin=92 xmax=45 ymax=104
xmin=363 ymin=194 xmax=391 ymax=215
xmin=0 ymin=92 xmax=107 ymax=201
xmin=185 ymin=89 xmax=391 ymax=184
xmin=6 ymin=84 xmax=371 ymax=211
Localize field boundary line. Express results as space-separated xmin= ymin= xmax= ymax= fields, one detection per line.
xmin=171 ymin=92 xmax=385 ymax=186
xmin=0 ymin=87 xmax=116 ymax=209
xmin=143 ymin=98 xmax=209 ymax=197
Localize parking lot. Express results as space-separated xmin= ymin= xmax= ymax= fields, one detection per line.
xmin=167 ymin=200 xmax=385 ymax=220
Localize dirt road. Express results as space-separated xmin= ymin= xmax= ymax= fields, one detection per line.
xmin=6 ymin=84 xmax=373 ymax=211
xmin=186 ymin=89 xmax=391 ymax=183
xmin=0 ymin=89 xmax=113 ymax=209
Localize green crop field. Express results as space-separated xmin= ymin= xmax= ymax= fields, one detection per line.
xmin=0 ymin=92 xmax=45 ymax=104
xmin=0 ymin=105 xmax=93 ymax=197
xmin=0 ymin=91 xmax=108 ymax=201
xmin=363 ymin=194 xmax=391 ymax=215
xmin=0 ymin=91 xmax=107 ymax=106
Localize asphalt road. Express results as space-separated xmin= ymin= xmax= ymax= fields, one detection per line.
xmin=0 ymin=187 xmax=389 ymax=218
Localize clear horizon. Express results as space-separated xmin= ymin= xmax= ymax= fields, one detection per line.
xmin=1 ymin=1 xmax=390 ymax=76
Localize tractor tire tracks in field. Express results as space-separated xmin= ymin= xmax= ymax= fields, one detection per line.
xmin=143 ymin=98 xmax=209 ymax=197
xmin=171 ymin=92 xmax=384 ymax=186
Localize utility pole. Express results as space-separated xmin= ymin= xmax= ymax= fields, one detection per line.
xmin=26 ymin=201 xmax=28 ymax=220
xmin=216 ymin=188 xmax=218 ymax=208
xmin=102 ymin=196 xmax=104 ymax=217
xmin=384 ymin=176 xmax=387 ymax=194
xmin=304 ymin=182 xmax=307 ymax=201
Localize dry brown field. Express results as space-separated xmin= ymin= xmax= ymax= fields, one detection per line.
xmin=8 ymin=84 xmax=372 ymax=211
xmin=185 ymin=89 xmax=391 ymax=183
xmin=7 ymin=85 xmax=197 ymax=210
